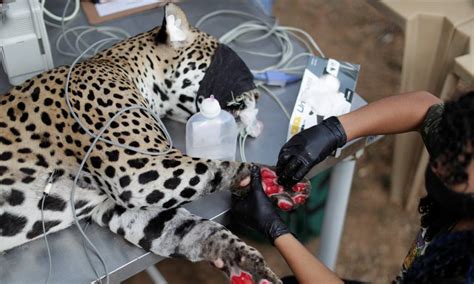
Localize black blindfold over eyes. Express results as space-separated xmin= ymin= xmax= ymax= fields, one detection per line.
xmin=196 ymin=43 xmax=256 ymax=110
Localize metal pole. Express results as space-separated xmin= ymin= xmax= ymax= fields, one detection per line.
xmin=317 ymin=159 xmax=356 ymax=270
xmin=146 ymin=266 xmax=168 ymax=284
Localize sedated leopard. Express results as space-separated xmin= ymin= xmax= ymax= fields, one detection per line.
xmin=0 ymin=4 xmax=311 ymax=283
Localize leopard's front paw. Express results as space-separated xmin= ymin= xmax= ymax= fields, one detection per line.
xmin=206 ymin=232 xmax=281 ymax=284
xmin=230 ymin=163 xmax=253 ymax=197
xmin=260 ymin=167 xmax=311 ymax=211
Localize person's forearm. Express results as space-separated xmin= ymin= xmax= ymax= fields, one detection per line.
xmin=338 ymin=91 xmax=441 ymax=141
xmin=274 ymin=234 xmax=343 ymax=284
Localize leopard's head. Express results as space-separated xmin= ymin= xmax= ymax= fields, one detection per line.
xmin=149 ymin=3 xmax=262 ymax=136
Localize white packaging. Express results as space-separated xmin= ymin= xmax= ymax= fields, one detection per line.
xmin=287 ymin=56 xmax=360 ymax=139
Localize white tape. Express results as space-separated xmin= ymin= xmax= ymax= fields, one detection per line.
xmin=44 ymin=183 xmax=53 ymax=195
xmin=167 ymin=15 xmax=186 ymax=42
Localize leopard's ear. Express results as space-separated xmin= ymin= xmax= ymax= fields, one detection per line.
xmin=155 ymin=3 xmax=196 ymax=48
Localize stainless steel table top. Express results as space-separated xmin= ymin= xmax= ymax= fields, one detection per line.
xmin=0 ymin=1 xmax=374 ymax=283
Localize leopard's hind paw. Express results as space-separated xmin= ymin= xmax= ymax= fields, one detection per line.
xmin=206 ymin=231 xmax=281 ymax=284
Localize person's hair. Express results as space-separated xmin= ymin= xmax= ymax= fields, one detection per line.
xmin=431 ymin=91 xmax=474 ymax=186
xmin=403 ymin=91 xmax=474 ymax=283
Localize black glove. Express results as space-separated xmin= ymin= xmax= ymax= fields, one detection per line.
xmin=231 ymin=165 xmax=290 ymax=243
xmin=276 ymin=116 xmax=347 ymax=187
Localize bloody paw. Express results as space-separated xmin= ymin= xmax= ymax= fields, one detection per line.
xmin=260 ymin=167 xmax=311 ymax=211
xmin=206 ymin=231 xmax=281 ymax=284
xmin=230 ymin=271 xmax=275 ymax=284
xmin=231 ymin=271 xmax=254 ymax=284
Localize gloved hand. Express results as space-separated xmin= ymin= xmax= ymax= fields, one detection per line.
xmin=276 ymin=116 xmax=347 ymax=187
xmin=232 ymin=165 xmax=290 ymax=243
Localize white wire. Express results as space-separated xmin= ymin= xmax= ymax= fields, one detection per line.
xmin=196 ymin=10 xmax=265 ymax=28
xmin=41 ymin=0 xmax=80 ymax=22
xmin=257 ymin=83 xmax=291 ymax=119
xmin=55 ymin=25 xmax=129 ymax=57
xmin=220 ymin=23 xmax=295 ymax=73
xmin=280 ymin=27 xmax=324 ymax=57
xmin=238 ymin=133 xmax=249 ymax=163
xmin=40 ymin=170 xmax=57 ymax=284
xmin=39 ymin=1 xmax=168 ymax=283
xmin=64 ymin=38 xmax=174 ymax=155
xmin=196 ymin=10 xmax=325 ymax=74
xmin=65 ymin=39 xmax=175 ymax=154
xmin=44 ymin=19 xmax=61 ymax=28
xmin=56 ymin=0 xmax=168 ymax=155
xmin=281 ymin=52 xmax=313 ymax=69
xmin=41 ymin=195 xmax=52 ymax=284
xmin=60 ymin=0 xmax=80 ymax=56
xmin=82 ymin=221 xmax=102 ymax=283
xmin=286 ymin=31 xmax=313 ymax=55
xmin=46 ymin=19 xmax=105 ymax=58
xmin=43 ymin=0 xmax=130 ymax=58
xmin=65 ymin=37 xmax=174 ymax=284
xmin=232 ymin=48 xmax=282 ymax=58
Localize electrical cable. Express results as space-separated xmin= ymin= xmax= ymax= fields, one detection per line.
xmin=196 ymin=10 xmax=324 ymax=73
xmin=238 ymin=133 xmax=249 ymax=163
xmin=64 ymin=38 xmax=174 ymax=155
xmin=39 ymin=2 xmax=120 ymax=283
xmin=65 ymin=37 xmax=174 ymax=284
xmin=38 ymin=1 xmax=172 ymax=283
xmin=82 ymin=220 xmax=102 ymax=283
xmin=58 ymin=0 xmax=129 ymax=58
xmin=41 ymin=170 xmax=57 ymax=284
xmin=41 ymin=196 xmax=52 ymax=284
xmin=256 ymin=82 xmax=291 ymax=119
xmin=42 ymin=0 xmax=130 ymax=58
xmin=41 ymin=0 xmax=80 ymax=22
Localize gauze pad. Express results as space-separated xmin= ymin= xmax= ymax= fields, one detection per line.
xmin=301 ymin=74 xmax=350 ymax=117
xmin=239 ymin=106 xmax=263 ymax=137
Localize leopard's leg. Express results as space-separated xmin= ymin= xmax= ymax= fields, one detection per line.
xmin=80 ymin=103 xmax=310 ymax=211
xmin=87 ymin=146 xmax=310 ymax=212
xmin=87 ymin=149 xmax=252 ymax=210
xmin=91 ymin=199 xmax=281 ymax=284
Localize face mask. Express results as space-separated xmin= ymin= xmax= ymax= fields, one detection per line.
xmin=425 ymin=167 xmax=474 ymax=219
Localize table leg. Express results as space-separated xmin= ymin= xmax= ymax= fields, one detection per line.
xmin=146 ymin=266 xmax=168 ymax=284
xmin=317 ymin=159 xmax=356 ymax=270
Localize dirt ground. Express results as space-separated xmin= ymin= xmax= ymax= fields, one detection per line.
xmin=125 ymin=1 xmax=422 ymax=283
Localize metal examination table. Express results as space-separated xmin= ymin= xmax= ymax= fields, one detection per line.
xmin=0 ymin=0 xmax=380 ymax=282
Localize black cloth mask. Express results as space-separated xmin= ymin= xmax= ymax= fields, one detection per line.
xmin=425 ymin=166 xmax=474 ymax=219
xmin=196 ymin=43 xmax=256 ymax=110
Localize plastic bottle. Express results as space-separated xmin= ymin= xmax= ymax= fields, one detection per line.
xmin=186 ymin=96 xmax=238 ymax=160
